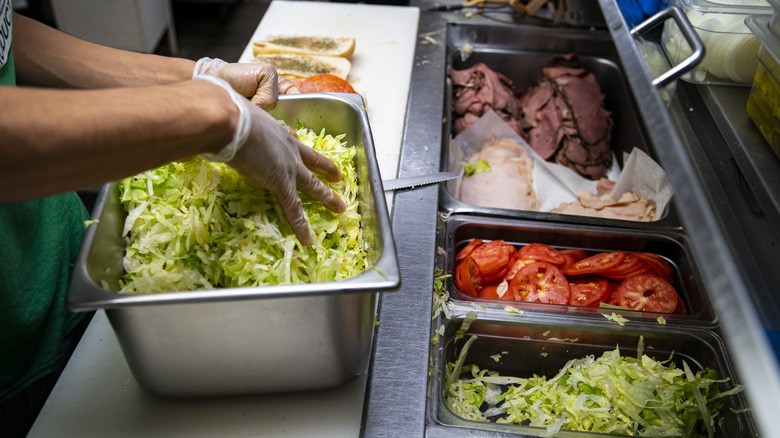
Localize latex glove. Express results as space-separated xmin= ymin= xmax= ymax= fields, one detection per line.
xmin=193 ymin=75 xmax=345 ymax=246
xmin=193 ymin=57 xmax=299 ymax=111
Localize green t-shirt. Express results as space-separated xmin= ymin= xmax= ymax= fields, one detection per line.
xmin=0 ymin=5 xmax=90 ymax=402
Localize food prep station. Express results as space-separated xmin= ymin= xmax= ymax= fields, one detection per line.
xmin=366 ymin=0 xmax=780 ymax=436
xmin=30 ymin=0 xmax=780 ymax=436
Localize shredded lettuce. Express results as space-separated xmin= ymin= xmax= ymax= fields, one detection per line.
xmin=117 ymin=126 xmax=367 ymax=294
xmin=445 ymin=342 xmax=743 ymax=437
xmin=463 ymin=159 xmax=491 ymax=176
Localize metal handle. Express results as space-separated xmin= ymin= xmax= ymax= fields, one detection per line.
xmin=630 ymin=6 xmax=705 ymax=89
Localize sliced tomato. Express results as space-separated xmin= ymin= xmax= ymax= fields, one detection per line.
xmin=456 ymin=239 xmax=483 ymax=262
xmin=674 ymin=296 xmax=688 ymax=314
xmin=477 ymin=281 xmax=512 ymax=300
xmin=454 ymin=257 xmax=480 ymax=297
xmin=564 ymin=251 xmax=626 ymax=276
xmin=517 ymin=243 xmax=566 ymax=265
xmin=634 ymin=252 xmax=675 ymax=284
xmin=560 ymin=249 xmax=587 ymax=264
xmin=569 ymin=277 xmax=611 ymax=307
xmin=300 ymin=74 xmax=358 ymax=94
xmin=468 ymin=240 xmax=517 ymax=284
xmin=601 ymin=253 xmax=651 ymax=280
xmin=617 ymin=274 xmax=679 ymax=313
xmin=508 ymin=261 xmax=570 ymax=304
xmin=504 ymin=258 xmax=533 ymax=282
xmin=604 ymin=282 xmax=621 ymax=306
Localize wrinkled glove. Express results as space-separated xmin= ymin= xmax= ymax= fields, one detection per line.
xmin=193 ymin=74 xmax=345 ymax=246
xmin=193 ymin=57 xmax=299 ymax=110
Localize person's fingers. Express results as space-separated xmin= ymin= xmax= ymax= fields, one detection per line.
xmin=296 ymin=143 xmax=343 ymax=182
xmin=296 ymin=166 xmax=346 ymax=213
xmin=279 ymin=76 xmax=301 ymax=95
xmin=217 ymin=63 xmax=279 ymax=110
xmin=272 ymin=182 xmax=313 ymax=246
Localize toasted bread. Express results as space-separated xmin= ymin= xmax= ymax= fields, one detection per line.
xmin=254 ymin=54 xmax=351 ymax=81
xmin=253 ymin=36 xmax=356 ymax=58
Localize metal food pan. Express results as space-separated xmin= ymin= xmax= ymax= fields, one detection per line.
xmin=66 ymin=93 xmax=399 ymax=397
xmin=442 ymin=214 xmax=716 ymax=325
xmin=440 ymin=21 xmax=683 ymax=230
xmin=429 ymin=316 xmax=757 ymax=437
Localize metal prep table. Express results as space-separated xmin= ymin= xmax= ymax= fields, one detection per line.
xmin=362 ymin=0 xmax=780 ymax=437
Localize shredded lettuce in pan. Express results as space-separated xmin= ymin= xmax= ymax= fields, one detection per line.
xmin=445 ymin=340 xmax=743 ymax=437
xmin=117 ymin=125 xmax=367 ymax=294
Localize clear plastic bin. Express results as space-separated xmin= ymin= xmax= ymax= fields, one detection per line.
xmin=746 ymin=15 xmax=780 ymax=158
xmin=661 ymin=0 xmax=771 ymax=85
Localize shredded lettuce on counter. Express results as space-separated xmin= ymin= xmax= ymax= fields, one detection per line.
xmin=445 ymin=341 xmax=743 ymax=437
xmin=117 ymin=124 xmax=367 ymax=294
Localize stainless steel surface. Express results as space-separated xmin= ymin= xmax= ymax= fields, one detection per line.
xmin=382 ymin=172 xmax=459 ymax=191
xmin=630 ymin=6 xmax=704 ymax=89
xmin=362 ymin=1 xmax=780 ymax=436
xmin=361 ymin=8 xmax=443 ymax=438
xmin=600 ymin=0 xmax=780 ymax=435
xmin=66 ymin=93 xmax=400 ymax=397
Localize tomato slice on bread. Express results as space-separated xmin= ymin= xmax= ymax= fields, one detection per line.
xmin=617 ymin=274 xmax=679 ymax=313
xmin=509 ymin=261 xmax=570 ymax=304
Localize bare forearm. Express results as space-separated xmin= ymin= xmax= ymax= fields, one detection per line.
xmin=0 ymin=81 xmax=236 ymax=200
xmin=12 ymin=12 xmax=195 ymax=89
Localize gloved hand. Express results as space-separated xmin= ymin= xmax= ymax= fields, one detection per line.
xmin=193 ymin=57 xmax=300 ymax=110
xmin=193 ymin=75 xmax=345 ymax=246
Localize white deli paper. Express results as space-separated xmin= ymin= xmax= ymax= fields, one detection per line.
xmin=447 ymin=110 xmax=673 ymax=220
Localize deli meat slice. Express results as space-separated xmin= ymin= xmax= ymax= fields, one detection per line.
xmin=459 ymin=138 xmax=538 ymax=211
xmin=450 ymin=63 xmax=523 ymax=135
xmin=518 ymin=54 xmax=614 ymax=180
xmin=551 ymin=178 xmax=656 ymax=221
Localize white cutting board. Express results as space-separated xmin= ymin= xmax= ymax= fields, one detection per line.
xmin=239 ymin=0 xmax=421 ymax=211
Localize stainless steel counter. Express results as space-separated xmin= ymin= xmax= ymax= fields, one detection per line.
xmin=362 ymin=1 xmax=780 ymax=436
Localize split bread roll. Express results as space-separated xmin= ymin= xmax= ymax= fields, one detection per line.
xmin=253 ymin=36 xmax=356 ymax=58
xmin=253 ymin=54 xmax=351 ymax=81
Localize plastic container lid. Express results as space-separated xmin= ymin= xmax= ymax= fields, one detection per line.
xmin=746 ymin=15 xmax=780 ymax=157
xmin=675 ymin=0 xmax=770 ymax=14
xmin=766 ymin=0 xmax=780 ymax=38
xmin=747 ymin=15 xmax=780 ymax=64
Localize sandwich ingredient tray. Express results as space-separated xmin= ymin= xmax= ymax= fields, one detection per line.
xmin=440 ymin=21 xmax=681 ymax=230
xmin=67 ymin=93 xmax=399 ymax=397
xmin=429 ymin=316 xmax=757 ymax=437
xmin=442 ymin=215 xmax=716 ymax=325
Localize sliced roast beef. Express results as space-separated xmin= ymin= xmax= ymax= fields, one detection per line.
xmin=450 ymin=63 xmax=523 ymax=135
xmin=518 ymin=54 xmax=614 ymax=180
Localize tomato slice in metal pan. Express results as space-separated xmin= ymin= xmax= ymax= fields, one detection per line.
xmin=617 ymin=274 xmax=679 ymax=313
xmin=564 ymin=251 xmax=626 ymax=276
xmin=569 ymin=277 xmax=611 ymax=307
xmin=517 ymin=243 xmax=566 ymax=266
xmin=509 ymin=261 xmax=571 ymax=304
